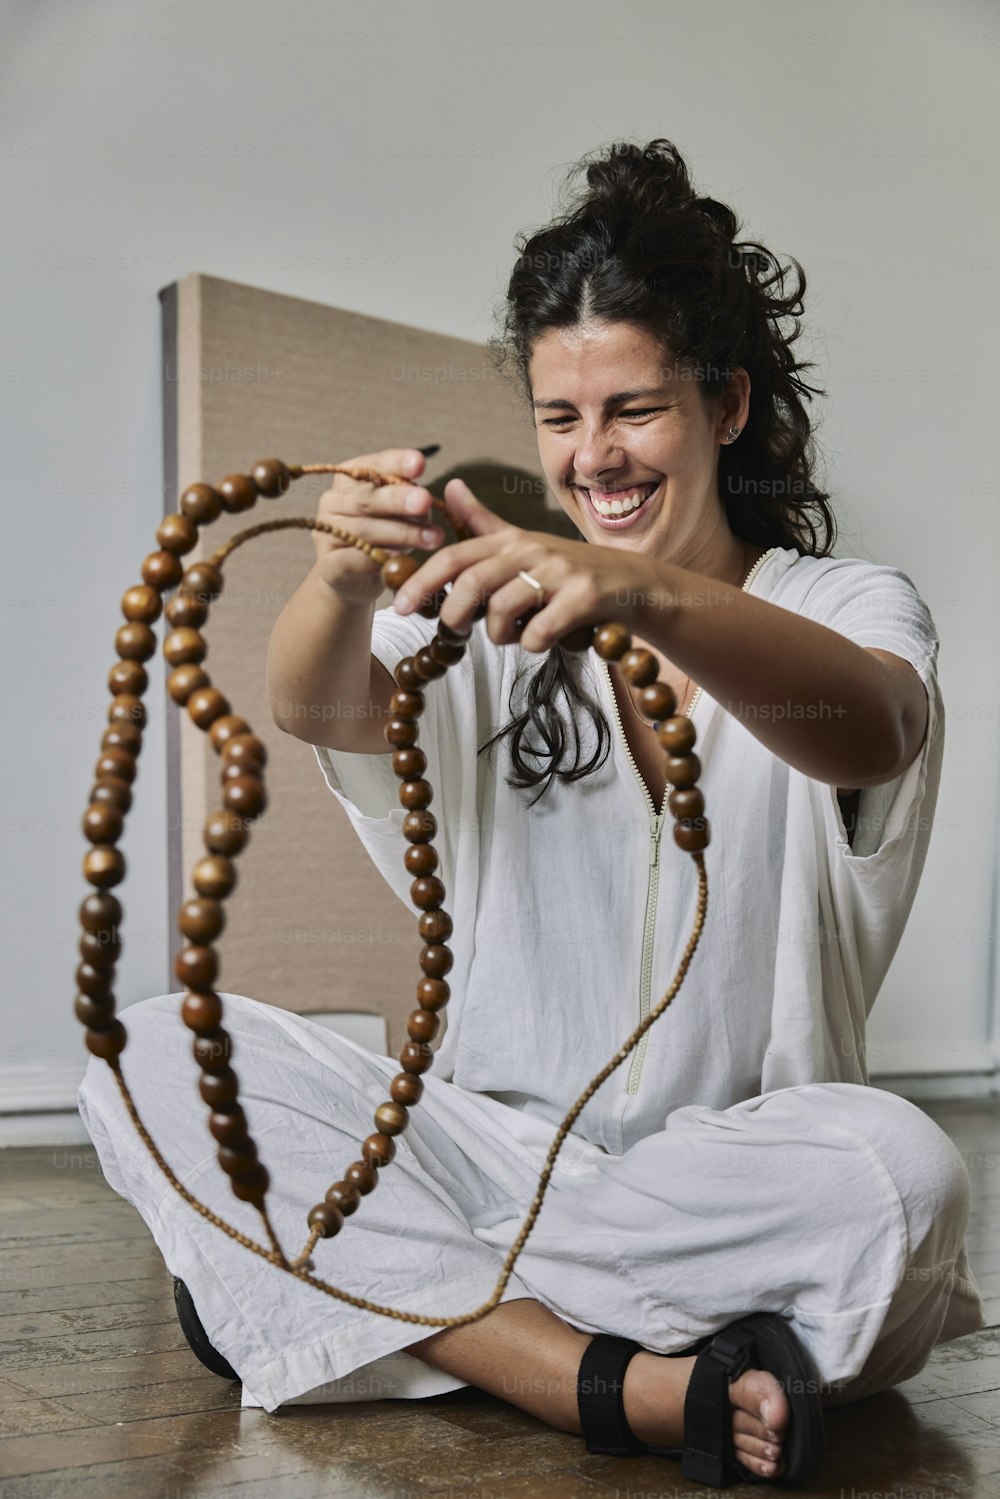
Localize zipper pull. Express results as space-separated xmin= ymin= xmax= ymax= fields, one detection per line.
xmin=649 ymin=813 xmax=664 ymax=866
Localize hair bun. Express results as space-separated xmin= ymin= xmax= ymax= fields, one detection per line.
xmin=578 ymin=138 xmax=696 ymax=220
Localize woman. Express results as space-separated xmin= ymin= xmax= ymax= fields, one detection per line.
xmin=78 ymin=139 xmax=985 ymax=1489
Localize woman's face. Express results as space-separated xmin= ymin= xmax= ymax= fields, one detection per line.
xmin=528 ymin=320 xmax=746 ymax=565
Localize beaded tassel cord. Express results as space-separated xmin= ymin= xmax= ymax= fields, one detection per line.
xmin=77 ymin=457 xmax=710 ymax=1327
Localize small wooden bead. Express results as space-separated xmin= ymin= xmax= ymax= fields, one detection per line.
xmin=399 ymin=780 xmax=433 ymax=811
xmin=419 ymin=944 xmax=453 ymax=979
xmin=199 ymin=1068 xmax=239 ymax=1109
xmin=156 ymin=512 xmax=199 ymax=556
xmin=412 ymin=647 xmax=446 ymax=681
xmin=307 ymin=1202 xmax=345 ymax=1238
xmin=208 ymin=1106 xmax=247 ymax=1146
xmin=435 ymin=620 xmax=470 ymax=645
xmin=389 ymin=689 xmax=425 ymax=721
xmin=108 ymin=660 xmax=147 ymax=697
xmin=344 ymin=1159 xmax=378 ymax=1195
xmin=404 ymin=844 xmax=438 ymax=877
xmin=181 ymin=990 xmax=224 ymax=1033
xmin=230 ymin=1163 xmax=269 ymax=1205
xmin=403 ymin=810 xmax=437 ymax=844
xmin=79 ymin=891 xmax=122 ymax=933
xmin=252 ymin=458 xmax=291 ymax=497
xmin=164 ymin=627 xmax=207 ymax=667
xmin=175 ymin=945 xmax=218 ymax=989
xmin=325 ymin=1180 xmax=362 ymax=1216
xmin=121 ymin=584 xmax=163 ymax=624
xmin=115 ymin=622 xmax=157 ymax=662
xmin=85 ymin=1021 xmax=127 ymax=1059
xmin=83 ymin=846 xmax=125 ymax=889
xmin=77 ymin=961 xmax=113 ymax=1000
xmin=179 ymin=896 xmax=226 ymax=944
xmin=392 ymin=747 xmax=426 ymax=780
xmin=416 ymin=588 xmax=448 ymax=620
xmin=182 ymin=561 xmax=224 ymax=601
xmin=218 ymin=1140 xmax=258 ymax=1177
xmin=667 ymin=786 xmax=705 ymax=819
xmin=203 ymin=809 xmax=249 ymax=857
xmin=374 ymin=1100 xmax=408 ymax=1136
xmin=665 ymin=752 xmax=702 ymax=789
xmin=180 ymin=482 xmax=222 ymax=525
xmin=390 ymin=1072 xmax=424 ymax=1106
xmin=218 ymin=475 xmax=258 ymax=514
xmin=75 ymin=993 xmax=115 ymax=1028
xmin=620 ymin=648 xmax=659 ymax=688
xmin=82 ymin=803 xmax=123 ymax=846
xmin=192 ymin=855 xmax=237 ymax=899
xmin=223 ymin=777 xmax=267 ymax=819
xmin=674 ymin=818 xmax=711 ymax=852
xmin=142 ymin=550 xmax=184 ymax=591
xmin=429 ymin=637 xmax=466 ymax=666
xmin=222 ymin=733 xmax=268 ymax=770
xmin=637 ymin=682 xmax=678 ymax=721
xmin=418 ymin=908 xmax=451 ymax=943
xmin=399 ymin=1041 xmax=434 ymax=1075
xmin=167 ymin=665 xmax=211 ymax=706
xmin=410 ymin=876 xmax=445 ymax=911
xmin=108 ymin=694 xmax=147 ymax=729
xmin=656 ymin=716 xmax=697 ymax=755
xmin=79 ymin=929 xmax=120 ymax=968
xmin=361 ymin=1132 xmax=396 ymax=1168
xmin=558 ymin=623 xmax=597 ymax=653
xmin=394 ymin=658 xmax=424 ymax=691
xmin=406 ymin=1008 xmax=440 ymax=1043
xmin=165 ymin=591 xmax=208 ymax=629
xmin=209 ymin=715 xmax=251 ymax=752
xmin=95 ymin=748 xmax=137 ymax=785
xmin=385 ymin=716 xmax=418 ymax=748
xmin=221 ymin=761 xmax=253 ymax=787
xmin=187 ymin=687 xmax=231 ymax=730
xmin=380 ymin=553 xmax=421 ymax=593
xmin=416 ymin=978 xmax=449 ymax=1011
xmin=193 ymin=1030 xmax=232 ymax=1074
xmin=593 ymin=622 xmax=632 ymax=662
xmin=101 ymin=721 xmax=142 ymax=755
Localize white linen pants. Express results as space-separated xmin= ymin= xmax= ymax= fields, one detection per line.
xmin=77 ymin=992 xmax=986 ymax=1415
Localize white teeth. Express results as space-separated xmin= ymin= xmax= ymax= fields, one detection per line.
xmin=589 ymin=487 xmax=655 ymax=517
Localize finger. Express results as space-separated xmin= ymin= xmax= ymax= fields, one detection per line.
xmin=441 ymin=476 xmax=508 ymax=535
xmin=391 ymin=535 xmax=500 ymax=615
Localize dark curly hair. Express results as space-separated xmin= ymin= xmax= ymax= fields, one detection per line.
xmin=477 ymin=137 xmax=836 ymax=806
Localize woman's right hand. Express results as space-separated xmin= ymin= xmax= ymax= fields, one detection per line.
xmin=311 ymin=447 xmax=446 ymax=606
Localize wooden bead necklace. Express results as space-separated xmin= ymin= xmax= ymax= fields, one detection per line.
xmin=76 ymin=457 xmax=710 ymax=1330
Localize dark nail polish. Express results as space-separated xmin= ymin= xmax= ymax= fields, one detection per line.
xmin=417 ymin=444 xmax=440 ymax=457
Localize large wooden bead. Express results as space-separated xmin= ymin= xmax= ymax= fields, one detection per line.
xmin=167 ymin=664 xmax=210 ymax=706
xmin=142 ymin=550 xmax=184 ymax=591
xmin=668 ymin=786 xmax=704 ymax=819
xmin=95 ymin=748 xmax=137 ymax=784
xmin=187 ymin=687 xmax=231 ymax=730
xmin=82 ymin=803 xmax=123 ymax=846
xmin=413 ymin=647 xmax=445 ymax=681
xmin=429 ymin=637 xmax=466 ymax=666
xmin=115 ymin=622 xmax=157 ymax=661
xmin=637 ymin=682 xmax=678 ymax=722
xmin=230 ymin=1164 xmax=269 ymax=1205
xmin=403 ymin=844 xmax=438 ymax=877
xmin=79 ymin=891 xmax=122 ymax=933
xmin=108 ymin=660 xmax=147 ymax=698
xmin=389 ymin=689 xmax=425 ymax=721
xmin=362 ymin=1132 xmax=396 ymax=1168
xmin=121 ymin=584 xmax=163 ymax=624
xmin=392 ymin=748 xmax=426 ymax=780
xmin=209 ymin=715 xmax=251 ymax=752
xmin=181 ymin=990 xmax=224 ymax=1033
xmin=179 ymin=897 xmax=225 ymax=944
xmin=307 ymin=1202 xmax=344 ymax=1238
xmin=175 ymin=945 xmax=218 ymax=989
xmin=218 ymin=1141 xmax=258 ymax=1177
xmin=435 ymin=620 xmax=470 ymax=644
xmin=101 ymin=721 xmax=142 ymax=755
xmin=79 ymin=929 xmax=120 ymax=968
xmin=373 ymin=1100 xmax=408 ymax=1136
xmin=85 ymin=1021 xmax=127 ymax=1059
xmin=657 ymin=716 xmax=697 ymax=755
xmin=193 ymin=1030 xmax=232 ymax=1074
xmin=674 ymin=818 xmax=711 ymax=852
xmin=252 ymin=458 xmax=291 ymax=497
xmin=218 ymin=475 xmax=257 ymax=514
xmin=108 ymin=694 xmax=147 ymax=729
xmin=416 ymin=588 xmax=448 ymax=621
xmin=156 ymin=513 xmax=199 ymax=556
xmin=411 ymin=876 xmax=444 ymax=911
xmin=419 ymin=944 xmax=453 ymax=979
xmin=559 ymin=623 xmax=597 ymax=653
xmin=394 ymin=658 xmax=424 ymax=691
xmin=380 ymin=553 xmax=420 ymax=593
xmin=620 ymin=648 xmax=659 ymax=687
xmin=83 ymin=846 xmax=125 ymax=889
xmin=665 ymin=752 xmax=701 ymax=789
xmin=180 ymin=482 xmax=222 ymax=525
xmin=208 ymin=1106 xmax=247 ymax=1146
xmin=406 ymin=1008 xmax=440 ymax=1043
xmin=193 ymin=855 xmax=237 ymax=899
xmin=399 ymin=780 xmax=432 ymax=811
xmin=75 ymin=993 xmax=115 ymax=1028
xmin=390 ymin=1071 xmax=424 ymax=1106
xmin=199 ymin=1068 xmax=239 ymax=1109
xmin=223 ymin=777 xmax=266 ymax=819
xmin=404 ymin=810 xmax=437 ymax=844
xmin=385 ymin=716 xmax=418 ymax=748
xmin=416 ymin=978 xmax=449 ymax=1011
xmin=203 ymin=809 xmax=248 ymax=856
xmin=325 ymin=1180 xmax=362 ymax=1216
xmin=166 ymin=591 xmax=208 ymax=629
xmin=222 ymin=733 xmax=267 ymax=770
xmin=77 ymin=961 xmax=113 ymax=1000
xmin=344 ymin=1159 xmax=378 ymax=1195
xmin=399 ymin=1041 xmax=434 ymax=1074
xmin=183 ymin=561 xmax=224 ymax=601
xmin=164 ymin=628 xmax=207 ymax=667
xmin=593 ymin=622 xmax=631 ymax=661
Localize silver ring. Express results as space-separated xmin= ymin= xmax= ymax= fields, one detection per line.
xmin=518 ymin=569 xmax=545 ymax=599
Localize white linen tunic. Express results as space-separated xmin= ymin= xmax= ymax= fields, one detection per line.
xmin=78 ymin=544 xmax=987 ymax=1413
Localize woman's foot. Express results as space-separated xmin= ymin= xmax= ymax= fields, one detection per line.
xmin=622 ymin=1348 xmax=790 ymax=1480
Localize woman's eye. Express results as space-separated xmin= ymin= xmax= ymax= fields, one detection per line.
xmin=542 ymin=408 xmax=662 ymax=428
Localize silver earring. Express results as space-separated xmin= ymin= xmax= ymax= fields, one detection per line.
xmin=727 ymin=426 xmax=741 ymax=443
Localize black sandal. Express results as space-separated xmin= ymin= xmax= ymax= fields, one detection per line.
xmin=576 ymin=1312 xmax=825 ymax=1488
xmin=173 ymin=1277 xmax=240 ymax=1381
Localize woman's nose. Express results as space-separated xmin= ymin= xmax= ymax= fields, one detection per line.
xmin=573 ymin=429 xmax=626 ymax=482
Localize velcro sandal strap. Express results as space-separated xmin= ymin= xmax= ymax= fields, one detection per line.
xmin=681 ymin=1325 xmax=756 ymax=1486
xmin=577 ymin=1333 xmax=646 ymax=1456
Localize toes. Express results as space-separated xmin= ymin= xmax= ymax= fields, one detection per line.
xmin=732 ymin=1408 xmax=778 ymax=1441
xmin=734 ymin=1432 xmax=782 ymax=1465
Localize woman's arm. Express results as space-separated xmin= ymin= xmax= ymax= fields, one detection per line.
xmin=635 ymin=565 xmax=929 ymax=789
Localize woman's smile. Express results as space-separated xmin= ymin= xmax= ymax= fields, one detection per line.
xmin=573 ymin=477 xmax=664 ymax=529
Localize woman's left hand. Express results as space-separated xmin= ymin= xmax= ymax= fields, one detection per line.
xmin=391 ymin=477 xmax=666 ymax=651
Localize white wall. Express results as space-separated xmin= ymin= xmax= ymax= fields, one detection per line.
xmin=2 ymin=0 xmax=997 ymax=1139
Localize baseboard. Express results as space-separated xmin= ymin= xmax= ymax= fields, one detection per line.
xmin=869 ymin=1072 xmax=1000 ymax=1102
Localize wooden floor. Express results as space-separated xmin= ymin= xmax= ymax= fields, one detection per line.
xmin=1 ymin=1098 xmax=999 ymax=1497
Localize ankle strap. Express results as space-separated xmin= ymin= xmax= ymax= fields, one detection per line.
xmin=577 ymin=1333 xmax=646 ymax=1456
